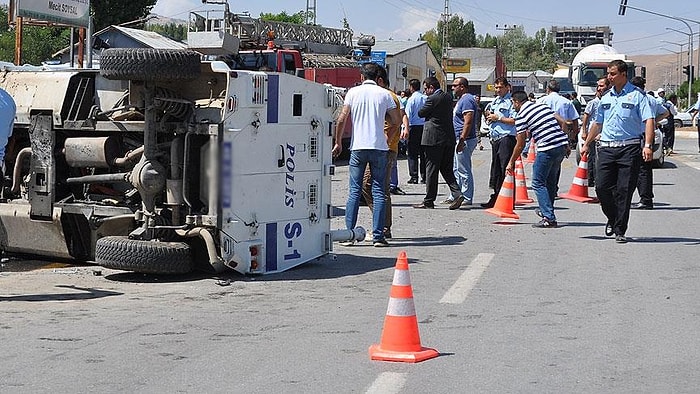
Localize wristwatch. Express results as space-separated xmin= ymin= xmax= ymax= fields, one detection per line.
xmin=644 ymin=143 xmax=652 ymax=149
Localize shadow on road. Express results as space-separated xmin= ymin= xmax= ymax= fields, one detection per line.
xmin=0 ymin=285 xmax=122 ymax=302
xmin=580 ymin=235 xmax=700 ymax=244
xmin=105 ymin=271 xmax=213 ymax=283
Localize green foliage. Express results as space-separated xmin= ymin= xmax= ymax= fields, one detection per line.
xmin=422 ymin=15 xmax=477 ymax=60
xmin=0 ymin=6 xmax=13 ymax=62
xmin=259 ymin=10 xmax=310 ymax=24
xmin=92 ymin=0 xmax=157 ymax=31
xmin=424 ymin=19 xmax=562 ymax=72
xmin=146 ymin=23 xmax=187 ymax=42
xmin=0 ymin=5 xmax=71 ymax=64
xmin=1 ymin=1 xmax=159 ymax=65
xmin=675 ymin=79 xmax=700 ymax=109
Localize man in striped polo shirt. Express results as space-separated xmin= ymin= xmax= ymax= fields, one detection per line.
xmin=507 ymin=90 xmax=571 ymax=228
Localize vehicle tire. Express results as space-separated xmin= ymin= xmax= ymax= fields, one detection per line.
xmin=674 ymin=119 xmax=683 ymax=129
xmin=100 ymin=48 xmax=201 ymax=81
xmin=95 ymin=236 xmax=193 ymax=274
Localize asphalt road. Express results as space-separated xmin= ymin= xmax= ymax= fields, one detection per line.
xmin=2 ymin=132 xmax=699 ymax=393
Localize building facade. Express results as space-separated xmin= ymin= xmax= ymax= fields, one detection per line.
xmin=550 ymin=26 xmax=613 ymax=53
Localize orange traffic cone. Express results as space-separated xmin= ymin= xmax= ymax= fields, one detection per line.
xmin=514 ymin=158 xmax=533 ymax=205
xmin=369 ymin=251 xmax=439 ymax=363
xmin=559 ymin=153 xmax=596 ymax=203
xmin=525 ymin=138 xmax=536 ymax=164
xmin=485 ymin=172 xmax=520 ymax=219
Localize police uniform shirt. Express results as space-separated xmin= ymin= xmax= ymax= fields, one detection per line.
xmin=406 ymin=91 xmax=427 ymax=126
xmin=594 ymin=81 xmax=653 ymax=142
xmin=487 ymin=92 xmax=517 ymax=140
xmin=537 ymin=92 xmax=580 ymax=122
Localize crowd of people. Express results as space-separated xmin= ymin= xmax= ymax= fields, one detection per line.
xmin=334 ymin=60 xmax=691 ymax=246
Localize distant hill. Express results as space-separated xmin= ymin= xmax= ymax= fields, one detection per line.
xmin=146 ymin=14 xmax=187 ymax=27
xmin=630 ymin=48 xmax=699 ymax=94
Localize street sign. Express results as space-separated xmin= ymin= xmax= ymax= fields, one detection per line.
xmin=444 ymin=58 xmax=471 ymax=73
xmin=353 ymin=50 xmax=386 ymax=67
xmin=16 ymin=0 xmax=90 ymax=28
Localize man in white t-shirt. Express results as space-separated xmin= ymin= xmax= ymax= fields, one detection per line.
xmin=333 ymin=63 xmax=401 ymax=247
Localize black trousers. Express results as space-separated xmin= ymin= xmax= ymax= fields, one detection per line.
xmin=407 ymin=125 xmax=425 ymax=181
xmin=636 ymin=159 xmax=653 ymax=205
xmin=661 ymin=123 xmax=675 ymax=150
xmin=423 ymin=143 xmax=460 ymax=204
xmin=595 ymin=144 xmax=641 ymax=236
xmin=488 ymin=136 xmax=516 ymax=199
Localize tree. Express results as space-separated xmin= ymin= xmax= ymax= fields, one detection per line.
xmin=0 ymin=5 xmax=70 ymax=65
xmin=423 ymin=18 xmax=561 ymax=72
xmin=259 ymin=11 xmax=310 ymax=24
xmin=421 ymin=15 xmax=477 ymax=61
xmin=92 ymin=0 xmax=158 ymax=31
xmin=147 ymin=23 xmax=187 ymax=42
xmin=0 ymin=6 xmax=14 ymax=62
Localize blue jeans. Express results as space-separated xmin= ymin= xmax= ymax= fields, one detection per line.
xmin=453 ymin=137 xmax=478 ymax=201
xmin=346 ymin=149 xmax=388 ymax=241
xmin=531 ymin=145 xmax=567 ymax=221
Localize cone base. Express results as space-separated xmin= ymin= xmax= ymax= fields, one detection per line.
xmin=369 ymin=344 xmax=439 ymax=363
xmin=485 ymin=207 xmax=520 ymax=219
xmin=559 ymin=192 xmax=595 ymax=203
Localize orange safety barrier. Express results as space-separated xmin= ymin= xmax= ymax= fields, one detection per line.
xmin=559 ymin=153 xmax=597 ymax=203
xmin=514 ymin=158 xmax=533 ymax=205
xmin=369 ymin=251 xmax=439 ymax=363
xmin=485 ymin=172 xmax=520 ymax=219
xmin=525 ymin=138 xmax=536 ymax=164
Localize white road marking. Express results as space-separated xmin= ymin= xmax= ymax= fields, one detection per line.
xmin=439 ymin=253 xmax=495 ymax=304
xmin=365 ymin=372 xmax=407 ymax=394
xmin=683 ymin=161 xmax=700 ymax=171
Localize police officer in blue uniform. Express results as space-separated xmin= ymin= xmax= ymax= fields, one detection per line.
xmin=581 ymin=60 xmax=654 ymax=244
xmin=481 ymin=77 xmax=517 ymax=208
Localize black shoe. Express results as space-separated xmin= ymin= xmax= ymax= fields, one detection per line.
xmin=373 ymin=239 xmax=390 ymax=247
xmin=390 ymin=187 xmax=406 ymax=195
xmin=532 ymin=218 xmax=558 ymax=228
xmin=412 ymin=202 xmax=434 ymax=209
xmin=605 ymin=222 xmax=614 ymax=237
xmin=481 ymin=200 xmax=495 ymax=208
xmin=407 ymin=178 xmax=418 ymax=184
xmin=449 ymin=196 xmax=465 ymax=210
xmin=420 ymin=178 xmax=426 ymax=184
xmin=615 ymin=234 xmax=628 ymax=244
xmin=383 ymin=228 xmax=392 ymax=239
xmin=535 ymin=208 xmax=543 ymax=218
xmin=632 ymin=202 xmax=653 ymax=210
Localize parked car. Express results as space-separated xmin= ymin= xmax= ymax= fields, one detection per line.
xmin=478 ymin=95 xmax=497 ymax=137
xmin=659 ymin=106 xmax=694 ymax=128
xmin=674 ymin=107 xmax=695 ymax=128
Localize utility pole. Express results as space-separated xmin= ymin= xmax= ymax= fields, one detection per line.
xmin=441 ymin=0 xmax=450 ymax=63
xmin=661 ymin=40 xmax=687 ymax=90
xmin=306 ymin=0 xmax=317 ymax=25
xmin=618 ymin=0 xmax=693 ymax=109
xmin=496 ymin=24 xmax=515 ymax=74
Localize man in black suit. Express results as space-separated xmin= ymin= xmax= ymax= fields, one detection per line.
xmin=413 ymin=77 xmax=463 ymax=210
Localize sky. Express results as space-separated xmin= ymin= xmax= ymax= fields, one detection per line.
xmin=147 ymin=0 xmax=700 ymax=56
xmin=1 ymin=0 xmax=698 ymax=56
